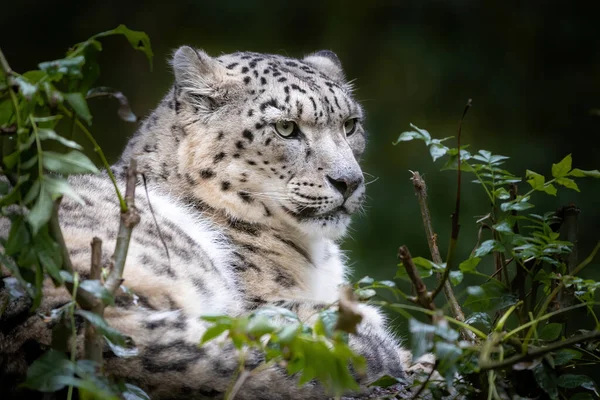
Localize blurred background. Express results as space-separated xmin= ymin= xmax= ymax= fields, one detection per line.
xmin=2 ymin=0 xmax=599 ymax=329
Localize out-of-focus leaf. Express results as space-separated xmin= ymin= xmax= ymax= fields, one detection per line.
xmin=86 ymin=87 xmax=137 ymax=122
xmin=465 ymin=312 xmax=492 ymax=329
xmin=474 ymin=240 xmax=505 ymax=257
xmin=409 ymin=319 xmax=435 ymax=359
xmin=27 ymin=184 xmax=53 ymax=234
xmin=44 ymin=175 xmax=84 ymax=204
xmin=94 ymin=25 xmax=153 ymax=68
xmin=449 ymin=270 xmax=463 ymax=285
xmin=79 ymin=280 xmax=114 ymax=305
xmin=459 ymin=257 xmax=481 ymax=273
xmin=76 ymin=310 xmax=126 ymax=346
xmin=43 ymin=150 xmax=99 ymax=174
xmin=23 ymin=350 xmax=73 ymax=392
xmin=65 ymin=92 xmax=92 ymax=124
xmin=38 ymin=128 xmax=83 ymax=150
xmin=569 ymin=168 xmax=600 ymax=178
xmin=553 ymin=349 xmax=582 ymax=366
xmin=38 ymin=56 xmax=85 ymax=80
xmin=539 ymin=323 xmax=563 ymax=341
xmin=533 ymin=364 xmax=559 ymax=400
xmin=122 ymin=383 xmax=151 ymax=400
xmin=368 ymin=375 xmax=404 ymax=388
xmin=556 ymin=374 xmax=594 ymax=389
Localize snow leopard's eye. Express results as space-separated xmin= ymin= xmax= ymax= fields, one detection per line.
xmin=343 ymin=118 xmax=357 ymax=136
xmin=275 ymin=120 xmax=298 ymax=138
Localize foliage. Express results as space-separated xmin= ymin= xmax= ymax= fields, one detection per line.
xmin=2 ymin=26 xmax=600 ymax=400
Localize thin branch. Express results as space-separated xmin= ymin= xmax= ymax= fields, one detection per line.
xmin=431 ymin=99 xmax=472 ymax=301
xmin=84 ymin=237 xmax=104 ymax=363
xmin=409 ymin=361 xmax=439 ymax=400
xmin=398 ymin=245 xmax=434 ymax=310
xmin=411 ymin=171 xmax=476 ymax=342
xmin=48 ymin=199 xmax=98 ymax=310
xmin=104 ymin=159 xmax=140 ymax=294
xmin=480 ymin=330 xmax=600 ymax=371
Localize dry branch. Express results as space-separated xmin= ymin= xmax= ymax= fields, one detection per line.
xmin=398 ymin=245 xmax=434 ymax=310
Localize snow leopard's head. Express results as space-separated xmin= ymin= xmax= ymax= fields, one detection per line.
xmin=170 ymin=46 xmax=366 ymax=239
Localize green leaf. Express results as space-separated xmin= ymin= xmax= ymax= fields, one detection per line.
xmin=357 ymin=276 xmax=374 ymax=285
xmin=493 ymin=221 xmax=513 ymax=234
xmin=557 ymin=374 xmax=594 ymax=389
xmin=501 ymin=197 xmax=535 ymax=212
xmin=465 ymin=312 xmax=492 ymax=329
xmin=34 ymin=230 xmax=63 ymax=283
xmin=556 ymin=177 xmax=580 ymax=192
xmin=122 ymin=383 xmax=151 ymax=400
xmin=569 ymin=168 xmax=600 ymax=178
xmin=526 ymin=169 xmax=545 ymax=190
xmin=38 ymin=128 xmax=83 ymax=150
xmin=553 ymin=349 xmax=582 ymax=366
xmin=541 ymin=183 xmax=558 ymax=196
xmin=464 ymin=281 xmax=517 ymax=312
xmin=533 ymin=364 xmax=559 ymax=400
xmin=435 ymin=342 xmax=461 ymax=387
xmin=86 ymin=87 xmax=137 ymax=122
xmin=27 ymin=184 xmax=53 ymax=234
xmin=246 ymin=315 xmax=277 ymax=337
xmin=76 ymin=310 xmax=127 ymax=345
xmin=539 ymin=323 xmax=562 ymax=341
xmin=65 ymin=92 xmax=92 ymax=125
xmin=459 ymin=257 xmax=481 ymax=273
xmin=493 ymin=187 xmax=511 ymax=200
xmin=474 ymin=240 xmax=505 ymax=257
xmin=14 ymin=76 xmax=38 ymax=100
xmin=409 ymin=319 xmax=435 ymax=359
xmin=551 ymin=154 xmax=572 ymax=179
xmin=429 ymin=143 xmax=448 ymax=161
xmin=44 ymin=175 xmax=84 ymax=204
xmin=95 ymin=25 xmax=154 ymax=69
xmin=5 ymin=217 xmax=30 ymax=255
xmin=79 ymin=280 xmax=115 ymax=305
xmin=200 ymin=323 xmax=231 ymax=345
xmin=23 ymin=350 xmax=74 ymax=392
xmin=38 ymin=56 xmax=85 ymax=80
xmin=368 ymin=375 xmax=404 ymax=388
xmin=355 ymin=288 xmax=376 ymax=300
xmin=449 ymin=270 xmax=463 ymax=285
xmin=43 ymin=150 xmax=99 ymax=175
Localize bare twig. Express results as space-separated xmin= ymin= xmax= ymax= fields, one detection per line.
xmin=430 ymin=99 xmax=472 ymax=301
xmin=398 ymin=246 xmax=434 ymax=310
xmin=84 ymin=238 xmax=104 ymax=363
xmin=411 ymin=171 xmax=475 ymax=342
xmin=409 ymin=361 xmax=439 ymax=400
xmin=105 ymin=159 xmax=140 ymax=294
xmin=480 ymin=329 xmax=600 ymax=371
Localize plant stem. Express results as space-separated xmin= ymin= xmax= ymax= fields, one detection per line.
xmin=84 ymin=237 xmax=104 ymax=364
xmin=59 ymin=104 xmax=126 ymax=212
xmin=398 ymin=245 xmax=434 ymax=310
xmin=411 ymin=171 xmax=475 ymax=342
xmin=67 ymin=272 xmax=79 ymax=400
xmin=480 ymin=329 xmax=600 ymax=371
xmin=104 ymin=159 xmax=140 ymax=293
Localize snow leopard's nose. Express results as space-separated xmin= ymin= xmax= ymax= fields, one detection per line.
xmin=327 ymin=174 xmax=363 ymax=200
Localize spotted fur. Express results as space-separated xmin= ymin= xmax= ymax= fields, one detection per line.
xmin=0 ymin=47 xmax=419 ymax=399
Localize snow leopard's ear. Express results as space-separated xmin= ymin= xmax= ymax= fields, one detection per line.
xmin=303 ymin=50 xmax=346 ymax=83
xmin=171 ymin=46 xmax=238 ymax=100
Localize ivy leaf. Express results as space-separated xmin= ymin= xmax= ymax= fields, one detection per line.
xmin=474 ymin=240 xmax=505 ymax=257
xmin=76 ymin=310 xmax=127 ymax=346
xmin=556 ymin=177 xmax=580 ymax=192
xmin=569 ymin=168 xmax=600 ymax=178
xmin=43 ymin=150 xmax=99 ymax=175
xmin=65 ymin=92 xmax=92 ymax=125
xmin=551 ymin=154 xmax=572 ymax=179
xmin=539 ymin=323 xmax=562 ymax=341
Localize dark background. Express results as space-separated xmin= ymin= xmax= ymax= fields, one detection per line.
xmin=2 ymin=1 xmax=599 ymax=325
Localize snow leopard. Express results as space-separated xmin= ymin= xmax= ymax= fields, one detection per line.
xmin=0 ymin=46 xmax=421 ymax=399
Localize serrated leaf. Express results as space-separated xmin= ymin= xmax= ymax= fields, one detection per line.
xmin=65 ymin=92 xmax=92 ymax=125
xmin=556 ymin=177 xmax=580 ymax=192
xmin=76 ymin=310 xmax=126 ymax=346
xmin=526 ymin=169 xmax=545 ymax=190
xmin=551 ymin=154 xmax=572 ymax=179
xmin=556 ymin=374 xmax=594 ymax=389
xmin=474 ymin=240 xmax=505 ymax=257
xmin=569 ymin=168 xmax=600 ymax=178
xmin=38 ymin=128 xmax=83 ymax=150
xmin=94 ymin=25 xmax=153 ymax=69
xmin=43 ymin=150 xmax=99 ymax=175
xmin=539 ymin=323 xmax=562 ymax=341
